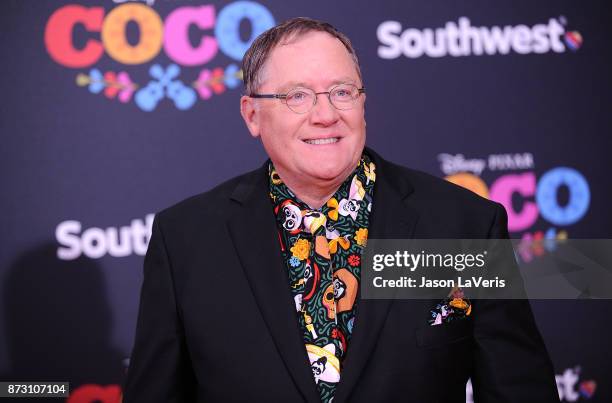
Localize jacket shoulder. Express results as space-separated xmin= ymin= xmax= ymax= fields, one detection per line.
xmin=155 ymin=166 xmax=263 ymax=225
xmin=381 ymin=158 xmax=505 ymax=235
xmin=369 ymin=148 xmax=500 ymax=216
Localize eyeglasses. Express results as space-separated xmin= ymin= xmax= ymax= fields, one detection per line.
xmin=249 ymin=83 xmax=366 ymax=114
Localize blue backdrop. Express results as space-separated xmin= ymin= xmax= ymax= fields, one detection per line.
xmin=1 ymin=1 xmax=611 ymax=401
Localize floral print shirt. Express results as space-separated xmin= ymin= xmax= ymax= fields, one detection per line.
xmin=268 ymin=153 xmax=376 ymax=403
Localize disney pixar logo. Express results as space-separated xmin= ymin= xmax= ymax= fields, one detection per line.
xmin=44 ymin=1 xmax=275 ymax=111
xmin=438 ymin=153 xmax=591 ymax=238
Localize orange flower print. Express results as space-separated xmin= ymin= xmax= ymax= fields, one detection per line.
xmin=290 ymin=239 xmax=311 ymax=260
xmin=354 ymin=228 xmax=368 ymax=246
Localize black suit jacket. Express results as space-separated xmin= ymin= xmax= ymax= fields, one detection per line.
xmin=123 ymin=148 xmax=559 ymax=403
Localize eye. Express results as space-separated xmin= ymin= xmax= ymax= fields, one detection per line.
xmin=334 ymin=89 xmax=350 ymax=97
xmin=286 ymin=90 xmax=311 ymax=104
xmin=331 ymin=85 xmax=355 ymax=101
xmin=304 ymin=265 xmax=312 ymax=278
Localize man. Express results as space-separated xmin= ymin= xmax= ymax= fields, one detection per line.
xmin=123 ymin=18 xmax=559 ymax=403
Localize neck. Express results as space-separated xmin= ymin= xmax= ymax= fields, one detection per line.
xmin=274 ymin=166 xmax=352 ymax=210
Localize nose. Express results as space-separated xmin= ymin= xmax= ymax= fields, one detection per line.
xmin=309 ymin=93 xmax=340 ymax=126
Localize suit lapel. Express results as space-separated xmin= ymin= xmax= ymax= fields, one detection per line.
xmin=226 ymin=165 xmax=321 ymax=403
xmin=333 ymin=149 xmax=420 ymax=403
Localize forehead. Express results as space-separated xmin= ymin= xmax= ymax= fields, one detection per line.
xmin=261 ymin=31 xmax=359 ymax=90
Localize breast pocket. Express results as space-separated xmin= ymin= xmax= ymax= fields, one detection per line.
xmin=415 ymin=318 xmax=473 ymax=348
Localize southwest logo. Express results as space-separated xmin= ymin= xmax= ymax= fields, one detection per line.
xmin=377 ymin=16 xmax=583 ymax=59
xmin=564 ymin=31 xmax=583 ymax=51
xmin=579 ymin=380 xmax=596 ymax=399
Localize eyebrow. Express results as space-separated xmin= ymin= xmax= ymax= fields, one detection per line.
xmin=276 ymin=77 xmax=358 ymax=93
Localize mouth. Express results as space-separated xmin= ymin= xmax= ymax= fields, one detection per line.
xmin=302 ymin=137 xmax=340 ymax=145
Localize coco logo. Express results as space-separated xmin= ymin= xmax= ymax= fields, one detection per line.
xmin=446 ymin=168 xmax=590 ymax=233
xmin=44 ymin=2 xmax=275 ymax=111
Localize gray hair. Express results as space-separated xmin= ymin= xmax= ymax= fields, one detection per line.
xmin=241 ymin=17 xmax=362 ymax=95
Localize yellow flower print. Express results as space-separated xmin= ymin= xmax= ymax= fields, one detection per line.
xmin=290 ymin=239 xmax=311 ymax=260
xmin=327 ymin=198 xmax=339 ymax=221
xmin=354 ymin=228 xmax=368 ymax=246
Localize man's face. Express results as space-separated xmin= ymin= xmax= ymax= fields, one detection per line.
xmin=241 ymin=31 xmax=366 ymax=187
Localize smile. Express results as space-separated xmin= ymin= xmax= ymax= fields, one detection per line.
xmin=303 ymin=137 xmax=340 ymax=145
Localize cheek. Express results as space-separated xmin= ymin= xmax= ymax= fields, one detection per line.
xmin=258 ymin=116 xmax=308 ymax=164
xmin=261 ymin=113 xmax=305 ymax=143
xmin=342 ymin=109 xmax=366 ymax=131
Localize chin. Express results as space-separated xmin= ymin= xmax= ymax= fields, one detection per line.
xmin=306 ymin=162 xmax=352 ymax=181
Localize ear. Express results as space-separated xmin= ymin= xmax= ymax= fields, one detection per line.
xmin=240 ymin=95 xmax=260 ymax=138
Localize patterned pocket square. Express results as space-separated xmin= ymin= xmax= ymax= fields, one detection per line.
xmin=428 ymin=287 xmax=472 ymax=326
